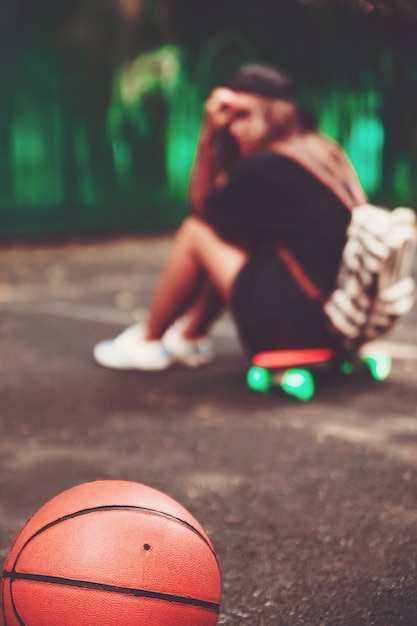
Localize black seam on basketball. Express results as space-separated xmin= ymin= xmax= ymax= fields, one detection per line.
xmin=2 ymin=578 xmax=27 ymax=626
xmin=14 ymin=504 xmax=216 ymax=567
xmin=2 ymin=572 xmax=220 ymax=613
xmin=10 ymin=505 xmax=218 ymax=574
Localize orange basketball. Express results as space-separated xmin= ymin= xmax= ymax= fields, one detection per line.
xmin=1 ymin=480 xmax=221 ymax=626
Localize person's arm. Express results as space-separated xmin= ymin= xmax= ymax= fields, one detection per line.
xmin=187 ymin=124 xmax=221 ymax=216
xmin=187 ymin=88 xmax=242 ymax=215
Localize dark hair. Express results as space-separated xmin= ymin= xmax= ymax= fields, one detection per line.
xmin=297 ymin=107 xmax=318 ymax=132
xmin=224 ymin=64 xmax=296 ymax=101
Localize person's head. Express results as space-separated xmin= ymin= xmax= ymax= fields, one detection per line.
xmin=225 ymin=64 xmax=296 ymax=101
xmin=221 ymin=64 xmax=300 ymax=156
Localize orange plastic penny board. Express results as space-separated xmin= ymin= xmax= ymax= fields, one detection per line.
xmin=252 ymin=348 xmax=337 ymax=369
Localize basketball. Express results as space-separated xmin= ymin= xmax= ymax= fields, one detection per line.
xmin=1 ymin=480 xmax=221 ymax=626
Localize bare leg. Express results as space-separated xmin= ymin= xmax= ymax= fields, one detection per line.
xmin=145 ymin=217 xmax=247 ymax=340
xmin=178 ymin=279 xmax=224 ymax=340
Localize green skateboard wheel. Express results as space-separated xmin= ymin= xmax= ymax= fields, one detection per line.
xmin=362 ymin=350 xmax=392 ymax=381
xmin=247 ymin=366 xmax=273 ymax=394
xmin=339 ymin=357 xmax=355 ymax=375
xmin=281 ymin=368 xmax=315 ymax=401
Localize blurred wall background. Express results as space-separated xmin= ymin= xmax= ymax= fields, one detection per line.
xmin=1 ymin=0 xmax=417 ymax=239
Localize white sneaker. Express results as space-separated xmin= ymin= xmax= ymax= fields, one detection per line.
xmin=93 ymin=324 xmax=173 ymax=371
xmin=162 ymin=318 xmax=214 ymax=368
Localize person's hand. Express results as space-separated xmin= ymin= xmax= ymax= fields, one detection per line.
xmin=203 ymin=88 xmax=243 ymax=133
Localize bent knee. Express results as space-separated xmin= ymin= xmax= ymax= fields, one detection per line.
xmin=176 ymin=215 xmax=217 ymax=240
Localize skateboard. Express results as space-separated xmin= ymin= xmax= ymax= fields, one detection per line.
xmin=246 ymin=347 xmax=392 ymax=401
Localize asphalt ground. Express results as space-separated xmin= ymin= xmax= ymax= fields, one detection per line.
xmin=0 ymin=234 xmax=417 ymax=625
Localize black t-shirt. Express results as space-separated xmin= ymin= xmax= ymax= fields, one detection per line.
xmin=204 ymin=152 xmax=351 ymax=295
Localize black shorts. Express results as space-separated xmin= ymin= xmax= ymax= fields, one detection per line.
xmin=231 ymin=248 xmax=338 ymax=358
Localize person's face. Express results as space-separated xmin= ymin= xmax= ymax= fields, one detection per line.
xmin=226 ymin=93 xmax=271 ymax=157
